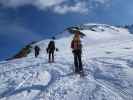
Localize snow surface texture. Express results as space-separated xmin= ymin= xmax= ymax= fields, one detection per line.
xmin=0 ymin=24 xmax=133 ymax=100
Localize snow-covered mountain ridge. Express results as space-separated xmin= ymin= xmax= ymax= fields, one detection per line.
xmin=1 ymin=23 xmax=133 ymax=100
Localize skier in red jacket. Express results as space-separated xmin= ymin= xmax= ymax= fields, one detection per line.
xmin=71 ymin=31 xmax=83 ymax=74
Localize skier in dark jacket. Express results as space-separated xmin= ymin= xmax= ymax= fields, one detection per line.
xmin=71 ymin=31 xmax=83 ymax=74
xmin=34 ymin=45 xmax=40 ymax=58
xmin=47 ymin=37 xmax=56 ymax=63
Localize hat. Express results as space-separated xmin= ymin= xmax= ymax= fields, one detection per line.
xmin=52 ymin=36 xmax=55 ymax=40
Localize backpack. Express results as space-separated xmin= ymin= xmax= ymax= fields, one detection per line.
xmin=71 ymin=40 xmax=74 ymax=49
xmin=35 ymin=46 xmax=40 ymax=52
xmin=48 ymin=41 xmax=55 ymax=52
xmin=71 ymin=40 xmax=81 ymax=50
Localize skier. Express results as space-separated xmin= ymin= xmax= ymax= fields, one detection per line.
xmin=71 ymin=31 xmax=83 ymax=74
xmin=47 ymin=37 xmax=56 ymax=63
xmin=34 ymin=45 xmax=40 ymax=58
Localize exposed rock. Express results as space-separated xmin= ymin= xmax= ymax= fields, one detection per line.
xmin=7 ymin=41 xmax=36 ymax=60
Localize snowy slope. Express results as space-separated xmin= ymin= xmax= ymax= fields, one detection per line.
xmin=1 ymin=23 xmax=133 ymax=100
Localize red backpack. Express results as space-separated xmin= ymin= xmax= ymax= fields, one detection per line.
xmin=71 ymin=40 xmax=81 ymax=49
xmin=71 ymin=40 xmax=74 ymax=49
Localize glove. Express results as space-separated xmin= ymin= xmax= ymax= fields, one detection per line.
xmin=56 ymin=48 xmax=59 ymax=51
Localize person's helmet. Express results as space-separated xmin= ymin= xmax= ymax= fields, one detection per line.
xmin=52 ymin=36 xmax=55 ymax=40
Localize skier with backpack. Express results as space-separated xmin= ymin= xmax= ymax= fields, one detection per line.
xmin=71 ymin=31 xmax=83 ymax=75
xmin=47 ymin=37 xmax=57 ymax=63
xmin=34 ymin=45 xmax=40 ymax=58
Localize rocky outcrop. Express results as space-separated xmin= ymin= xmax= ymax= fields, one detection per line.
xmin=7 ymin=41 xmax=36 ymax=60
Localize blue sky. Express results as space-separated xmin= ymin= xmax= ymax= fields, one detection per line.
xmin=0 ymin=0 xmax=133 ymax=61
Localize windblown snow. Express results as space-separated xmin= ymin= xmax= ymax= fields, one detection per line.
xmin=1 ymin=24 xmax=133 ymax=100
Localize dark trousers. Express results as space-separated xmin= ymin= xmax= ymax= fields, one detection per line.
xmin=73 ymin=50 xmax=83 ymax=73
xmin=35 ymin=51 xmax=39 ymax=58
xmin=49 ymin=51 xmax=54 ymax=62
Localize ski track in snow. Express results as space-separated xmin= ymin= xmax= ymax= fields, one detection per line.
xmin=96 ymin=79 xmax=133 ymax=100
xmin=1 ymin=52 xmax=133 ymax=100
xmin=90 ymin=58 xmax=133 ymax=100
xmin=1 ymin=24 xmax=133 ymax=100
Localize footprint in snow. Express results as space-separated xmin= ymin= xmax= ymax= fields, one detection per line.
xmin=34 ymin=71 xmax=51 ymax=86
xmin=123 ymin=47 xmax=131 ymax=50
xmin=105 ymin=51 xmax=112 ymax=54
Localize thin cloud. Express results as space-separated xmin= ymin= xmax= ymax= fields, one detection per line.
xmin=33 ymin=0 xmax=64 ymax=9
xmin=94 ymin=0 xmax=111 ymax=4
xmin=0 ymin=0 xmax=111 ymax=14
xmin=53 ymin=2 xmax=88 ymax=14
xmin=0 ymin=0 xmax=65 ymax=8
